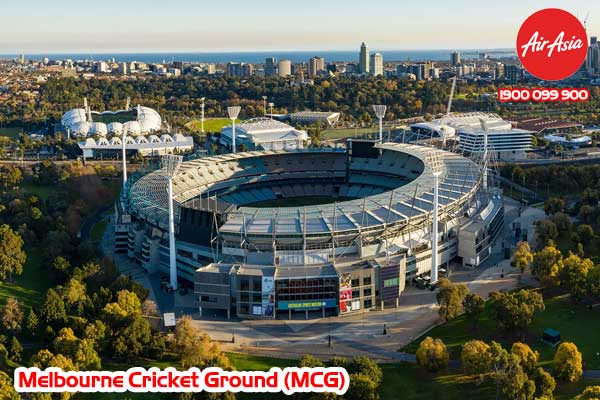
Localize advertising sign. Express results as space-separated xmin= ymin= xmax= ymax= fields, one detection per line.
xmin=339 ymin=273 xmax=352 ymax=314
xmin=277 ymin=299 xmax=337 ymax=311
xmin=261 ymin=276 xmax=275 ymax=317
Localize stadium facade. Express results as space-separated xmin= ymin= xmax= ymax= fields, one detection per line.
xmin=117 ymin=140 xmax=503 ymax=319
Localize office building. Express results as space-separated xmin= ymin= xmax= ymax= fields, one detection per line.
xmin=278 ymin=60 xmax=292 ymax=77
xmin=370 ymin=53 xmax=383 ymax=76
xmin=308 ymin=57 xmax=325 ymax=76
xmin=451 ymin=51 xmax=461 ymax=66
xmin=265 ymin=57 xmax=277 ymax=76
xmin=359 ymin=42 xmax=370 ymax=74
xmin=227 ymin=62 xmax=253 ymax=77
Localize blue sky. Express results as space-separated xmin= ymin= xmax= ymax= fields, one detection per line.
xmin=1 ymin=0 xmax=599 ymax=53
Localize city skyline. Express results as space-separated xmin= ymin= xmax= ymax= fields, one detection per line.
xmin=2 ymin=0 xmax=599 ymax=53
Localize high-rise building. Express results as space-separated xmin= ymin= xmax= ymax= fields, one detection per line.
xmin=308 ymin=56 xmax=325 ymax=76
xmin=370 ymin=53 xmax=383 ymax=76
xmin=505 ymin=65 xmax=522 ymax=83
xmin=451 ymin=51 xmax=461 ymax=66
xmin=226 ymin=62 xmax=253 ymax=77
xmin=407 ymin=64 xmax=426 ymax=80
xmin=495 ymin=63 xmax=505 ymax=79
xmin=118 ymin=62 xmax=128 ymax=75
xmin=359 ymin=42 xmax=370 ymax=74
xmin=205 ymin=64 xmax=216 ymax=74
xmin=278 ymin=60 xmax=292 ymax=77
xmin=587 ymin=36 xmax=599 ymax=75
xmin=265 ymin=57 xmax=277 ymax=76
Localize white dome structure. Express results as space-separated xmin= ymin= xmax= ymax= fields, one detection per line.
xmin=148 ymin=135 xmax=161 ymax=143
xmin=62 ymin=102 xmax=162 ymax=138
xmin=107 ymin=122 xmax=123 ymax=135
xmin=109 ymin=136 xmax=122 ymax=145
xmin=90 ymin=122 xmax=108 ymax=137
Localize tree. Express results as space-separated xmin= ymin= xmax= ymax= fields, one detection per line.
xmin=463 ymin=293 xmax=485 ymax=329
xmin=510 ymin=342 xmax=539 ymax=375
xmin=173 ymin=316 xmax=230 ymax=369
xmin=113 ymin=315 xmax=153 ymax=360
xmin=298 ymin=354 xmax=324 ymax=368
xmin=501 ymin=354 xmax=535 ymax=400
xmin=0 ymin=371 xmax=19 ymax=400
xmin=416 ymin=337 xmax=449 ymax=372
xmin=347 ymin=356 xmax=383 ymax=388
xmin=544 ymin=197 xmax=565 ymax=215
xmin=489 ymin=290 xmax=545 ymax=334
xmin=0 ymin=224 xmax=26 ymax=282
xmin=41 ymin=288 xmax=67 ymax=325
xmin=25 ymin=309 xmax=39 ymax=337
xmin=533 ymin=367 xmax=556 ymax=399
xmin=561 ymin=253 xmax=593 ymax=299
xmin=436 ymin=278 xmax=469 ymax=322
xmin=531 ymin=245 xmax=563 ymax=285
xmin=553 ymin=342 xmax=583 ymax=383
xmin=576 ymin=224 xmax=595 ymax=247
xmin=576 ymin=386 xmax=600 ymax=400
xmin=489 ymin=341 xmax=510 ymax=400
xmin=535 ymin=220 xmax=559 ymax=248
xmin=0 ymin=165 xmax=22 ymax=190
xmin=512 ymin=242 xmax=533 ymax=273
xmin=8 ymin=336 xmax=22 ymax=362
xmin=552 ymin=212 xmax=572 ymax=233
xmin=461 ymin=340 xmax=491 ymax=376
xmin=588 ymin=266 xmax=600 ymax=299
xmin=347 ymin=373 xmax=378 ymax=400
xmin=1 ymin=297 xmax=23 ymax=334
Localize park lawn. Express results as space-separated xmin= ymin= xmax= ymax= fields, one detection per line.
xmin=402 ymin=292 xmax=600 ymax=370
xmin=0 ymin=248 xmax=49 ymax=308
xmin=90 ymin=219 xmax=107 ymax=242
xmin=185 ymin=118 xmax=238 ymax=133
xmin=0 ymin=127 xmax=24 ymax=140
xmin=322 ymin=127 xmax=375 ymax=140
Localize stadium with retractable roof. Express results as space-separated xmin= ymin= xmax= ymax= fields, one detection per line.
xmin=118 ymin=140 xmax=503 ymax=319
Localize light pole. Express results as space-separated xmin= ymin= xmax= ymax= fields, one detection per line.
xmin=121 ymin=129 xmax=127 ymax=189
xmin=162 ymin=154 xmax=183 ymax=291
xmin=268 ymin=102 xmax=274 ymax=119
xmin=372 ymin=105 xmax=386 ymax=143
xmin=262 ymin=96 xmax=267 ymax=117
xmin=479 ymin=119 xmax=489 ymax=191
xmin=426 ymin=150 xmax=444 ymax=284
xmin=200 ymin=97 xmax=206 ymax=133
xmin=227 ymin=106 xmax=241 ymax=153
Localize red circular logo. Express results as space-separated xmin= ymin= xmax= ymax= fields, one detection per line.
xmin=516 ymin=8 xmax=588 ymax=81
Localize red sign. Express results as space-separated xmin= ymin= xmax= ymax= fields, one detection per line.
xmin=516 ymin=8 xmax=588 ymax=81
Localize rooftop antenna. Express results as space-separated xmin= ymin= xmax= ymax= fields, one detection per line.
xmin=161 ymin=154 xmax=183 ymax=291
xmin=425 ymin=149 xmax=444 ymax=284
xmin=372 ymin=105 xmax=387 ymax=143
xmin=227 ymin=106 xmax=241 ymax=153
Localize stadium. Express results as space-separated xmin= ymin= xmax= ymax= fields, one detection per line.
xmin=118 ymin=140 xmax=503 ymax=319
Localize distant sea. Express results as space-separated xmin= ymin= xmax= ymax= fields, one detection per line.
xmin=0 ymin=49 xmax=516 ymax=64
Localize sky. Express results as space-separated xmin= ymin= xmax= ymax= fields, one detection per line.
xmin=1 ymin=0 xmax=600 ymax=53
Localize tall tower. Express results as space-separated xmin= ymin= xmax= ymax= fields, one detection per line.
xmin=359 ymin=42 xmax=370 ymax=74
xmin=371 ymin=53 xmax=383 ymax=76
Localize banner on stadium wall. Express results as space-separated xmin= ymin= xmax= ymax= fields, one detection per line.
xmin=339 ymin=273 xmax=352 ymax=314
xmin=261 ymin=276 xmax=275 ymax=317
xmin=277 ymin=299 xmax=337 ymax=311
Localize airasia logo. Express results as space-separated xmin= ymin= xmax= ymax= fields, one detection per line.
xmin=517 ymin=8 xmax=588 ymax=80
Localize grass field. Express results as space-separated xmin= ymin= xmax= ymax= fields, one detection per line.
xmin=322 ymin=127 xmax=376 ymax=140
xmin=0 ymin=248 xmax=48 ymax=308
xmin=185 ymin=118 xmax=238 ymax=133
xmin=402 ymin=292 xmax=600 ymax=370
xmin=19 ymin=183 xmax=66 ymax=201
xmin=0 ymin=127 xmax=24 ymax=140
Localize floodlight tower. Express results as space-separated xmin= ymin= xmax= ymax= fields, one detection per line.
xmin=200 ymin=97 xmax=206 ymax=133
xmin=426 ymin=150 xmax=444 ymax=284
xmin=268 ymin=102 xmax=274 ymax=119
xmin=479 ymin=119 xmax=489 ymax=191
xmin=162 ymin=154 xmax=183 ymax=291
xmin=227 ymin=106 xmax=241 ymax=153
xmin=262 ymin=96 xmax=268 ymax=117
xmin=121 ymin=128 xmax=127 ymax=189
xmin=372 ymin=105 xmax=387 ymax=143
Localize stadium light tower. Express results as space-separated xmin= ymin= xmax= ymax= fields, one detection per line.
xmin=262 ymin=96 xmax=268 ymax=117
xmin=268 ymin=102 xmax=274 ymax=119
xmin=227 ymin=106 xmax=241 ymax=153
xmin=200 ymin=97 xmax=206 ymax=133
xmin=479 ymin=119 xmax=489 ymax=191
xmin=372 ymin=105 xmax=387 ymax=143
xmin=162 ymin=154 xmax=183 ymax=291
xmin=121 ymin=129 xmax=127 ymax=189
xmin=426 ymin=150 xmax=444 ymax=284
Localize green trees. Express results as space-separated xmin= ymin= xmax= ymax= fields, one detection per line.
xmin=512 ymin=241 xmax=533 ymax=273
xmin=560 ymin=253 xmax=593 ymax=299
xmin=41 ymin=288 xmax=67 ymax=325
xmin=531 ymin=245 xmax=563 ymax=285
xmin=463 ymin=293 xmax=485 ymax=329
xmin=461 ymin=340 xmax=491 ymax=376
xmin=436 ymin=278 xmax=469 ymax=322
xmin=576 ymin=386 xmax=600 ymax=400
xmin=553 ymin=342 xmax=583 ymax=383
xmin=0 ymin=165 xmax=22 ymax=190
xmin=173 ymin=316 xmax=230 ymax=370
xmin=1 ymin=297 xmax=23 ymax=334
xmin=535 ymin=220 xmax=558 ymax=247
xmin=0 ymin=224 xmax=26 ymax=282
xmin=416 ymin=337 xmax=449 ymax=372
xmin=489 ymin=290 xmax=545 ymax=334
xmin=544 ymin=197 xmax=565 ymax=216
